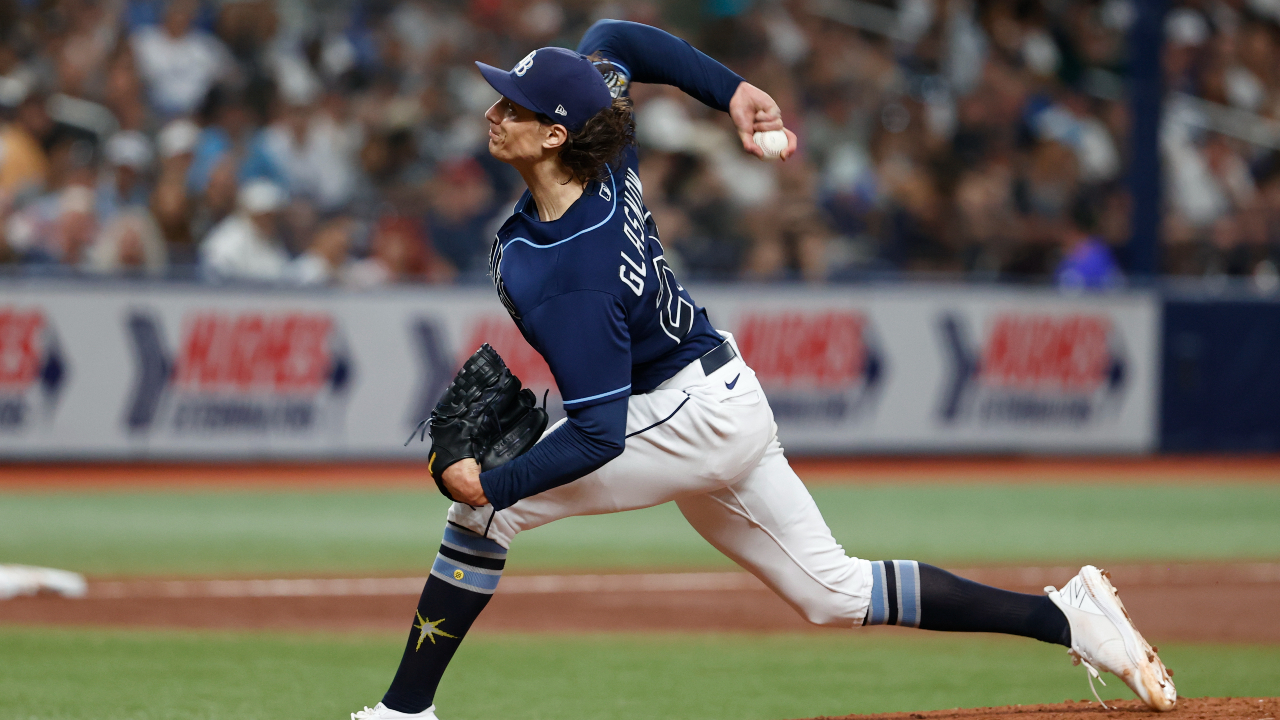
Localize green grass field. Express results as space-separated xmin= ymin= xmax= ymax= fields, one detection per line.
xmin=2 ymin=627 xmax=1278 ymax=720
xmin=2 ymin=478 xmax=1278 ymax=719
xmin=2 ymin=483 xmax=1279 ymax=576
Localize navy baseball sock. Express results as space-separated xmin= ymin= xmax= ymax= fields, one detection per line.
xmin=862 ymin=561 xmax=1070 ymax=647
xmin=381 ymin=523 xmax=506 ymax=714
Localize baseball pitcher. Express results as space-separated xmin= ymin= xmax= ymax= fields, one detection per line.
xmin=352 ymin=20 xmax=1176 ymax=719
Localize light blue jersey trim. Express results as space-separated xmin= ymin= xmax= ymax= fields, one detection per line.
xmin=562 ymin=384 xmax=631 ymax=406
xmin=604 ymin=59 xmax=631 ymax=79
xmin=501 ymin=167 xmax=618 ymax=253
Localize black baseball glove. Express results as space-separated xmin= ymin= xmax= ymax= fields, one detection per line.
xmin=408 ymin=343 xmax=548 ymax=502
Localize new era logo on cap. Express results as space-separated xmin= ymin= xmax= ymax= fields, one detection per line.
xmin=475 ymin=47 xmax=612 ymax=132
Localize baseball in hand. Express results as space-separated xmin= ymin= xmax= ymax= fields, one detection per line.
xmin=753 ymin=130 xmax=788 ymax=159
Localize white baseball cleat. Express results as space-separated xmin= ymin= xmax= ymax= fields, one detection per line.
xmin=1046 ymin=565 xmax=1177 ymax=712
xmin=351 ymin=702 xmax=438 ymax=720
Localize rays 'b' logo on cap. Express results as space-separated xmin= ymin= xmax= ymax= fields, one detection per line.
xmin=514 ymin=50 xmax=536 ymax=77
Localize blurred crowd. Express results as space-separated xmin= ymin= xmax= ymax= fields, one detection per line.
xmin=2 ymin=0 xmax=1280 ymax=287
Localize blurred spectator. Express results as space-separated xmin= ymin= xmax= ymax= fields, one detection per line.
xmin=259 ymin=93 xmax=360 ymax=212
xmin=287 ymin=215 xmax=353 ymax=286
xmin=424 ymin=158 xmax=499 ymax=275
xmin=953 ymin=159 xmax=1019 ymax=274
xmin=130 ymin=0 xmax=234 ymax=117
xmin=0 ymin=87 xmax=51 ymax=197
xmin=157 ymin=119 xmax=200 ymax=177
xmin=188 ymin=85 xmax=259 ymax=194
xmin=151 ymin=119 xmax=202 ymax=261
xmin=348 ymin=216 xmax=452 ymax=288
xmin=2 ymin=0 xmax=1279 ymax=283
xmin=85 ymin=208 xmax=167 ymax=276
xmin=1056 ymin=198 xmax=1122 ymax=290
xmin=97 ymin=131 xmax=154 ymax=220
xmin=744 ymin=158 xmax=832 ymax=281
xmin=645 ymin=151 xmax=748 ymax=278
xmin=54 ymin=0 xmax=122 ymax=99
xmin=102 ymin=45 xmax=149 ymax=132
xmin=190 ymin=155 xmax=238 ymax=242
xmin=30 ymin=184 xmax=98 ymax=266
xmin=200 ymin=179 xmax=289 ymax=281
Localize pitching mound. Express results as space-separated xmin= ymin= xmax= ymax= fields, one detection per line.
xmin=803 ymin=696 xmax=1277 ymax=719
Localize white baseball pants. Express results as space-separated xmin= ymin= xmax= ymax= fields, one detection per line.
xmin=449 ymin=334 xmax=875 ymax=628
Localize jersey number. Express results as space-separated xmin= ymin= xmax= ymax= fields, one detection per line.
xmin=653 ymin=255 xmax=693 ymax=343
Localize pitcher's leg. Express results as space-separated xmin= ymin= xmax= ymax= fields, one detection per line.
xmin=677 ymin=441 xmax=1070 ymax=645
xmin=381 ymin=524 xmax=507 ymax=714
xmin=676 ymin=439 xmax=873 ymax=627
xmin=865 ymin=560 xmax=1068 ymax=644
xmin=384 ymin=386 xmax=771 ymax=714
xmin=452 ymin=387 xmax=771 ymax=547
xmin=449 ymin=439 xmax=686 ymax=546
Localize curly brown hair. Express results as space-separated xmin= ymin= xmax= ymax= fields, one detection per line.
xmin=536 ymin=56 xmax=635 ymax=185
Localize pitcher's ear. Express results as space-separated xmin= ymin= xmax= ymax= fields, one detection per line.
xmin=543 ymin=123 xmax=569 ymax=150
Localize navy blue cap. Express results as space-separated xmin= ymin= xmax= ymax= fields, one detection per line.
xmin=476 ymin=48 xmax=613 ymax=132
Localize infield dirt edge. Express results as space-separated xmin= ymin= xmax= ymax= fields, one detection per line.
xmin=796 ymin=696 xmax=1278 ymax=719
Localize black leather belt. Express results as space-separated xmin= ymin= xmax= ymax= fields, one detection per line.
xmin=699 ymin=339 xmax=737 ymax=376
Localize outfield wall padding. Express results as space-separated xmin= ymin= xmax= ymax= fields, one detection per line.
xmin=0 ymin=281 xmax=1164 ymax=457
xmin=1161 ymin=298 xmax=1280 ymax=452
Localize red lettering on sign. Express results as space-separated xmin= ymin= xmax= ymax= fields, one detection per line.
xmin=735 ymin=311 xmax=866 ymax=388
xmin=981 ymin=314 xmax=1110 ymax=390
xmin=175 ymin=312 xmax=333 ymax=392
xmin=460 ymin=317 xmax=556 ymax=392
xmin=0 ymin=308 xmax=45 ymax=387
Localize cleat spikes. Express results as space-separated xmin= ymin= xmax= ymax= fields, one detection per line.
xmin=1047 ymin=566 xmax=1177 ymax=711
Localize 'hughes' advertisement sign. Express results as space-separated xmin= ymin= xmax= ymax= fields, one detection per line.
xmin=697 ymin=286 xmax=1157 ymax=453
xmin=734 ymin=309 xmax=884 ymax=423
xmin=939 ymin=312 xmax=1127 ymax=426
xmin=125 ymin=310 xmax=354 ymax=435
xmin=0 ymin=284 xmax=1158 ymax=458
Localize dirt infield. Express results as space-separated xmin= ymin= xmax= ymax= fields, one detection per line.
xmin=802 ymin=697 xmax=1279 ymax=720
xmin=2 ymin=563 xmax=1277 ymax=644
xmin=1 ymin=456 xmax=1278 ymax=490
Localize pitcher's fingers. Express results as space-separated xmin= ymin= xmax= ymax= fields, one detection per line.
xmin=754 ymin=114 xmax=785 ymax=132
xmin=738 ymin=128 xmax=765 ymax=159
xmin=780 ymin=128 xmax=799 ymax=161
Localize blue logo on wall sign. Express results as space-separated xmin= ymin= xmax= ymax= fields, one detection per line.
xmin=405 ymin=318 xmax=454 ymax=431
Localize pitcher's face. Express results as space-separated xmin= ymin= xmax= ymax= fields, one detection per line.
xmin=485 ymin=97 xmax=560 ymax=166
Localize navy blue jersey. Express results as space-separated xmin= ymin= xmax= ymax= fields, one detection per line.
xmin=489 ymin=146 xmax=722 ymax=410
xmin=476 ymin=20 xmax=744 ymax=511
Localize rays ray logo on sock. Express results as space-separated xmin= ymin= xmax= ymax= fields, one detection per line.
xmin=414 ymin=611 xmax=457 ymax=650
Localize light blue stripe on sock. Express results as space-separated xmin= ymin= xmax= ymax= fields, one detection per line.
xmin=431 ymin=554 xmax=502 ymax=594
xmin=443 ymin=524 xmax=507 ymax=559
xmin=895 ymin=560 xmax=921 ymax=628
xmin=867 ymin=561 xmax=887 ymax=625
